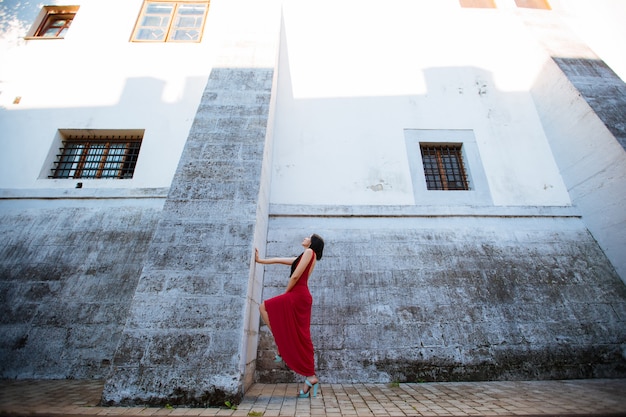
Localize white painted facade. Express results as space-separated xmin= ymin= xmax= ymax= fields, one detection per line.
xmin=1 ymin=0 xmax=625 ymax=267
xmin=273 ymin=1 xmax=561 ymax=206
xmin=0 ymin=0 xmax=274 ymax=193
xmin=270 ymin=0 xmax=625 ymax=209
xmin=0 ymin=0 xmax=622 ymax=197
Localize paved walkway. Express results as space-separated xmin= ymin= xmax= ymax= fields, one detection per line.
xmin=1 ymin=379 xmax=625 ymax=416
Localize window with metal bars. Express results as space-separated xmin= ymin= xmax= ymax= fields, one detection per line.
xmin=50 ymin=135 xmax=142 ymax=179
xmin=132 ymin=1 xmax=210 ymax=42
xmin=420 ymin=144 xmax=469 ymax=190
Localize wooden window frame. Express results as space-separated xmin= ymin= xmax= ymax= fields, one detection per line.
xmin=25 ymin=6 xmax=79 ymax=40
xmin=514 ymin=0 xmax=551 ymax=10
xmin=459 ymin=0 xmax=496 ymax=9
xmin=131 ymin=0 xmax=210 ymax=43
xmin=405 ymin=130 xmax=492 ymax=205
xmin=420 ymin=144 xmax=470 ymax=191
xmin=50 ymin=131 xmax=143 ymax=179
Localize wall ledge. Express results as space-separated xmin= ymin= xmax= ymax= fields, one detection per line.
xmin=0 ymin=188 xmax=169 ymax=200
xmin=269 ymin=204 xmax=581 ymax=218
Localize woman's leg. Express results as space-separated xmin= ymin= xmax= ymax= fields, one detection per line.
xmin=260 ymin=302 xmax=283 ymax=361
xmin=259 ymin=301 xmax=272 ymax=333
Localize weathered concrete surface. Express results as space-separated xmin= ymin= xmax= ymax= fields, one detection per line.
xmin=101 ymin=0 xmax=281 ymax=404
xmin=0 ymin=203 xmax=161 ymax=379
xmin=101 ymin=68 xmax=275 ymax=406
xmin=257 ymin=214 xmax=626 ymax=383
xmin=552 ymin=58 xmax=626 ymax=151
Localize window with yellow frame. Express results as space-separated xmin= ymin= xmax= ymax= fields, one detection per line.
xmin=132 ymin=1 xmax=210 ymax=42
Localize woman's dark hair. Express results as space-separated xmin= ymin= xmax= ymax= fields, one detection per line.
xmin=309 ymin=234 xmax=324 ymax=260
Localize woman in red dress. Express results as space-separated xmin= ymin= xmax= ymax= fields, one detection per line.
xmin=255 ymin=234 xmax=325 ymax=398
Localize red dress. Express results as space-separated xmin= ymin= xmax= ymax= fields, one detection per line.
xmin=264 ymin=252 xmax=316 ymax=376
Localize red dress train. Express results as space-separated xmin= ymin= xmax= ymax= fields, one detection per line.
xmin=264 ymin=253 xmax=316 ymax=376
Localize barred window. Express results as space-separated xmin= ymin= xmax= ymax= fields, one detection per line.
xmin=420 ymin=144 xmax=469 ymax=191
xmin=51 ymin=133 xmax=142 ymax=179
xmin=27 ymin=6 xmax=79 ymax=39
xmin=132 ymin=1 xmax=210 ymax=42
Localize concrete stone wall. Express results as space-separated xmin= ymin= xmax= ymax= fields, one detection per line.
xmin=257 ymin=212 xmax=626 ymax=383
xmin=101 ymin=67 xmax=275 ymax=407
xmin=101 ymin=0 xmax=280 ymax=405
xmin=0 ymin=202 xmax=161 ymax=379
xmin=552 ymin=58 xmax=626 ymax=151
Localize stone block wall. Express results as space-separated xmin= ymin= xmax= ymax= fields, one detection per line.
xmin=0 ymin=203 xmax=161 ymax=379
xmin=553 ymin=58 xmax=626 ymax=151
xmin=257 ymin=214 xmax=626 ymax=383
xmin=101 ymin=67 xmax=275 ymax=406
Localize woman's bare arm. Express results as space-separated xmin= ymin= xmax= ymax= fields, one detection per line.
xmin=255 ymin=248 xmax=296 ymax=265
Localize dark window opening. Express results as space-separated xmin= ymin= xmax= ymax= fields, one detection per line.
xmin=421 ymin=144 xmax=470 ymax=191
xmin=36 ymin=13 xmax=75 ymax=37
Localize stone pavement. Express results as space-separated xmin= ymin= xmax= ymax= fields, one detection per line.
xmin=1 ymin=379 xmax=625 ymax=417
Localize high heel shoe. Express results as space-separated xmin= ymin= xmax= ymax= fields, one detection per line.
xmin=297 ymin=378 xmax=319 ymax=398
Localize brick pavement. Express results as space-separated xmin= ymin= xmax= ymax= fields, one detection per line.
xmin=0 ymin=379 xmax=625 ymax=416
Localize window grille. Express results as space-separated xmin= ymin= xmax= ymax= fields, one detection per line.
xmin=132 ymin=1 xmax=210 ymax=42
xmin=51 ymin=135 xmax=142 ymax=179
xmin=420 ymin=144 xmax=469 ymax=190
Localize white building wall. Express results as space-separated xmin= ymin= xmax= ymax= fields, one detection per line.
xmin=0 ymin=0 xmax=224 ymax=192
xmin=270 ymin=0 xmax=571 ymax=207
xmin=526 ymin=0 xmax=626 ymax=281
xmin=1 ymin=0 xmax=623 ymax=205
xmin=531 ymin=59 xmax=626 ymax=281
